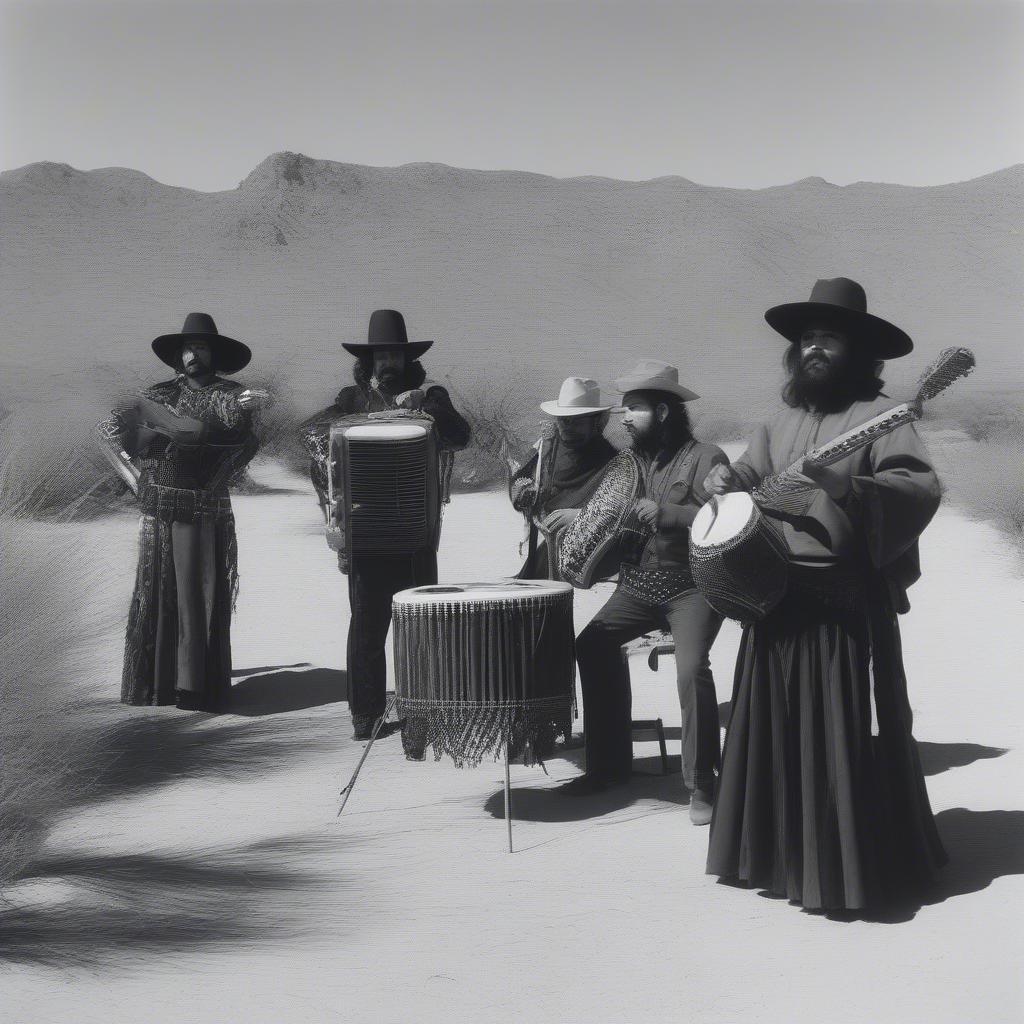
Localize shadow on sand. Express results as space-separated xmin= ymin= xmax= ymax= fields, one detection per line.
xmin=482 ymin=759 xmax=687 ymax=825
xmin=811 ymin=807 xmax=1024 ymax=924
xmin=230 ymin=668 xmax=348 ymax=717
xmin=71 ymin=693 xmax=341 ymax=813
xmin=916 ymin=741 xmax=1008 ymax=776
xmin=0 ymin=833 xmax=346 ymax=967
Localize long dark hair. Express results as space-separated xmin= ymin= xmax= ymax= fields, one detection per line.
xmin=781 ymin=341 xmax=885 ymax=412
xmin=629 ymin=389 xmax=694 ymax=462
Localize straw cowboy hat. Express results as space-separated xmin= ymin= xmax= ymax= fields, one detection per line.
xmin=540 ymin=377 xmax=613 ymax=417
xmin=764 ymin=277 xmax=913 ymax=359
xmin=342 ymin=309 xmax=434 ymax=359
xmin=152 ymin=312 xmax=252 ymax=373
xmin=613 ymin=359 xmax=700 ymax=402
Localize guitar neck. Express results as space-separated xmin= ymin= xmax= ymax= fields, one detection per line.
xmin=754 ymin=402 xmax=920 ymax=506
xmin=796 ymin=401 xmax=920 ymax=473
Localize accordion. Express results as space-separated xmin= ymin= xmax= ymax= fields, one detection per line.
xmin=327 ymin=413 xmax=442 ymax=559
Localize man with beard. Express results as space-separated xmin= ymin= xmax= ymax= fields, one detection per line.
xmin=703 ymin=278 xmax=946 ymax=912
xmin=97 ymin=313 xmax=260 ymax=712
xmin=568 ymin=360 xmax=729 ymax=823
xmin=509 ymin=377 xmax=617 ymax=579
xmin=300 ymin=309 xmax=470 ymax=740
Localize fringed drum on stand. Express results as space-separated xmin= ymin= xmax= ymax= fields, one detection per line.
xmin=392 ymin=580 xmax=577 ymax=851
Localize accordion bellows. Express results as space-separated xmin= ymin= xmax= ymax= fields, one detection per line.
xmin=328 ymin=414 xmax=442 ymax=557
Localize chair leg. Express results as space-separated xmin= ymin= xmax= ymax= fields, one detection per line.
xmin=656 ymin=718 xmax=669 ymax=775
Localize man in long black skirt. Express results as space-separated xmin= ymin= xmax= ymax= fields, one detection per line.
xmin=704 ymin=278 xmax=947 ymax=912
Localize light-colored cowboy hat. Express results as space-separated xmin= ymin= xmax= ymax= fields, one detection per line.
xmin=765 ymin=277 xmax=913 ymax=359
xmin=540 ymin=377 xmax=613 ymax=417
xmin=613 ymin=359 xmax=700 ymax=402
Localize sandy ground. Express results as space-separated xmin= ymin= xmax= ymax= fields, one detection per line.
xmin=2 ymin=456 xmax=1022 ymax=1024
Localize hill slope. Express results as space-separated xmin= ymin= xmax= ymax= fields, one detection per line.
xmin=1 ymin=153 xmax=1020 ymax=417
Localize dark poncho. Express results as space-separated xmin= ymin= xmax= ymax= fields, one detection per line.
xmin=510 ymin=433 xmax=617 ymax=579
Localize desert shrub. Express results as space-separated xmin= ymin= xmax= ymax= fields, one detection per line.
xmin=931 ymin=437 xmax=1024 ymax=556
xmin=0 ymin=514 xmax=117 ymax=884
xmin=0 ymin=398 xmax=135 ymax=521
xmin=440 ymin=373 xmax=546 ymax=491
xmin=240 ymin=362 xmax=310 ymax=475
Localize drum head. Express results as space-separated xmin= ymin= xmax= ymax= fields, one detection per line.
xmin=341 ymin=423 xmax=427 ymax=440
xmin=394 ymin=580 xmax=573 ymax=606
xmin=691 ymin=492 xmax=757 ymax=548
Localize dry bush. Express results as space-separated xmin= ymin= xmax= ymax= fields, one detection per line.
xmin=931 ymin=436 xmax=1024 ymax=556
xmin=0 ymin=397 xmax=136 ymax=521
xmin=239 ymin=361 xmax=310 ymax=475
xmin=0 ymin=515 xmax=117 ymax=885
xmin=439 ymin=372 xmax=546 ymax=490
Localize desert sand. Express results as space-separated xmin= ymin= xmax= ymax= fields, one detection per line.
xmin=2 ymin=452 xmax=1022 ymax=1024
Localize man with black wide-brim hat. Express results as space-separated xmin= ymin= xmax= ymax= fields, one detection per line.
xmin=702 ymin=277 xmax=947 ymax=912
xmin=300 ymin=309 xmax=470 ymax=740
xmin=97 ymin=312 xmax=261 ymax=711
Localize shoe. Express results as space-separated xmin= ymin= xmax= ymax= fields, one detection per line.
xmin=351 ymin=716 xmax=375 ymax=740
xmin=352 ymin=716 xmax=401 ymax=741
xmin=689 ymin=787 xmax=714 ymax=826
xmin=175 ymin=689 xmax=210 ymax=712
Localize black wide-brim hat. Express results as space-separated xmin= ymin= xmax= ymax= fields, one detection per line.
xmin=342 ymin=308 xmax=434 ymax=359
xmin=765 ymin=277 xmax=913 ymax=359
xmin=152 ymin=312 xmax=252 ymax=373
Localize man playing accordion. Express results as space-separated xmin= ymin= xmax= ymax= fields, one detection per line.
xmin=300 ymin=309 xmax=471 ymax=740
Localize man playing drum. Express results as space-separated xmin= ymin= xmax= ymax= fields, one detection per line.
xmin=300 ymin=309 xmax=471 ymax=740
xmin=509 ymin=377 xmax=617 ymax=580
xmin=703 ymin=278 xmax=947 ymax=912
xmin=569 ymin=360 xmax=729 ymax=824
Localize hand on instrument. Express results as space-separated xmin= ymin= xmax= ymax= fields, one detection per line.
xmin=325 ymin=526 xmax=346 ymax=552
xmin=511 ymin=482 xmax=538 ymax=513
xmin=798 ymin=459 xmax=851 ymax=502
xmin=396 ymin=389 xmax=425 ymax=411
xmin=541 ymin=508 xmax=579 ymax=533
xmin=633 ymin=499 xmax=660 ymax=528
xmin=703 ymin=463 xmax=740 ymax=495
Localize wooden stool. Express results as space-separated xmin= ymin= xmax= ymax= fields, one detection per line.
xmin=622 ymin=631 xmax=676 ymax=775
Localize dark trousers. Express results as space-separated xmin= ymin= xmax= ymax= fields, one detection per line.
xmin=576 ymin=587 xmax=723 ymax=788
xmin=346 ymin=549 xmax=438 ymax=725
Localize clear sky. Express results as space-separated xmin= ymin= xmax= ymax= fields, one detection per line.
xmin=2 ymin=0 xmax=1021 ymax=191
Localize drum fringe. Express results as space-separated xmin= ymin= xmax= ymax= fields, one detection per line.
xmin=403 ymin=706 xmax=572 ymax=769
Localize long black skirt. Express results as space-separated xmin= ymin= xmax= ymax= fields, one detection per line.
xmin=706 ymin=582 xmax=946 ymax=911
xmin=121 ymin=513 xmax=238 ymax=707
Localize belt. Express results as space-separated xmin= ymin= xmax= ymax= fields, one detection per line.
xmin=139 ymin=482 xmax=233 ymax=523
xmin=618 ymin=563 xmax=695 ymax=605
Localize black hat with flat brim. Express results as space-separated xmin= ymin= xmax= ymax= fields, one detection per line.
xmin=152 ymin=312 xmax=252 ymax=373
xmin=765 ymin=277 xmax=913 ymax=359
xmin=342 ymin=309 xmax=434 ymax=359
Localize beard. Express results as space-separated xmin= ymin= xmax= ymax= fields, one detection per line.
xmin=182 ymin=357 xmax=212 ymax=378
xmin=374 ymin=367 xmax=403 ymax=391
xmin=790 ymin=352 xmax=849 ymax=410
xmin=625 ymin=422 xmax=659 ymax=454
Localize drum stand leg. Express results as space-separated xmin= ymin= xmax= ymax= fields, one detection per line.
xmin=504 ymin=745 xmax=514 ymax=854
xmin=337 ymin=693 xmax=397 ymax=818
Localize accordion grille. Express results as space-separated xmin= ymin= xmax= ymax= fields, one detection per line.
xmin=347 ymin=436 xmax=430 ymax=553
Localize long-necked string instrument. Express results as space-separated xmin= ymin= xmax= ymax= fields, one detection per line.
xmin=689 ymin=346 xmax=976 ymax=622
xmin=752 ymin=346 xmax=976 ymax=516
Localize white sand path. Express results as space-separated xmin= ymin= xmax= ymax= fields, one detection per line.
xmin=3 ymin=459 xmax=1022 ymax=1024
